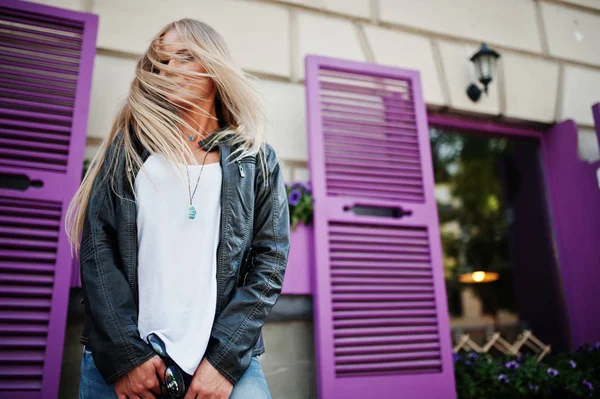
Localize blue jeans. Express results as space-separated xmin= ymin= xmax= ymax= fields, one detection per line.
xmin=80 ymin=346 xmax=271 ymax=399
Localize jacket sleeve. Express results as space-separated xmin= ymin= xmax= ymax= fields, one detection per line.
xmin=205 ymin=144 xmax=291 ymax=384
xmin=79 ymin=146 xmax=155 ymax=384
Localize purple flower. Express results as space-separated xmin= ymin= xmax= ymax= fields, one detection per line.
xmin=467 ymin=352 xmax=478 ymax=360
xmin=288 ymin=189 xmax=302 ymax=206
xmin=505 ymin=360 xmax=519 ymax=370
xmin=452 ymin=352 xmax=461 ymax=363
xmin=547 ymin=368 xmax=559 ymax=377
xmin=291 ymin=181 xmax=311 ymax=193
xmin=464 ymin=360 xmax=473 ymax=367
xmin=569 ymin=360 xmax=577 ymax=368
xmin=583 ymin=380 xmax=593 ymax=391
xmin=498 ymin=374 xmax=509 ymax=384
xmin=528 ymin=385 xmax=539 ymax=392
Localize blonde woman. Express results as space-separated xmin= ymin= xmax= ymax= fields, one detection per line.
xmin=66 ymin=19 xmax=290 ymax=399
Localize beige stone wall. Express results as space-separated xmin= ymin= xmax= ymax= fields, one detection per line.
xmin=32 ymin=0 xmax=600 ymax=177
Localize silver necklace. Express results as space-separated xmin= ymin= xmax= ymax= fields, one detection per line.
xmin=185 ymin=148 xmax=211 ymax=220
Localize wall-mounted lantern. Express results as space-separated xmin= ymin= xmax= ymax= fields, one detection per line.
xmin=466 ymin=43 xmax=501 ymax=102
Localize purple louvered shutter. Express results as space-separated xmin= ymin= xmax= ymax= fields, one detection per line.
xmin=305 ymin=55 xmax=455 ymax=399
xmin=0 ymin=0 xmax=98 ymax=396
xmin=541 ymin=115 xmax=600 ymax=348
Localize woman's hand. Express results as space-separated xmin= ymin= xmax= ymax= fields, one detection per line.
xmin=114 ymin=355 xmax=166 ymax=399
xmin=184 ymin=358 xmax=233 ymax=399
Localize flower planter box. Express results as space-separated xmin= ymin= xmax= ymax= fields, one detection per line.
xmin=281 ymin=223 xmax=314 ymax=295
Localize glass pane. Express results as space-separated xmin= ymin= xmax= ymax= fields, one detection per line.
xmin=430 ymin=126 xmax=569 ymax=351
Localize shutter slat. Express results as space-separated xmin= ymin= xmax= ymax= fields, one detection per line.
xmin=321 ymin=102 xmax=417 ymax=122
xmin=333 ymin=309 xmax=437 ymax=319
xmin=330 ymin=252 xmax=431 ymax=262
xmin=0 ymin=6 xmax=84 ymax=28
xmin=0 ymin=227 xmax=60 ymax=239
xmin=0 ymin=48 xmax=80 ymax=70
xmin=0 ymin=117 xmax=71 ymax=132
xmin=0 ymin=337 xmax=47 ymax=347
xmin=0 ymin=298 xmax=51 ymax=309
xmin=332 ymin=301 xmax=435 ymax=311
xmin=334 ymin=317 xmax=437 ymax=329
xmin=0 ymin=263 xmax=55 ymax=273
xmin=0 ymin=86 xmax=75 ymax=103
xmin=331 ymin=270 xmax=432 ymax=278
xmin=0 ymin=351 xmax=45 ymax=361
xmin=332 ymin=293 xmax=434 ymax=302
xmin=0 ymin=30 xmax=81 ymax=51
xmin=0 ymin=56 xmax=79 ymax=77
xmin=336 ymin=359 xmax=441 ymax=374
xmin=0 ymin=127 xmax=70 ymax=143
xmin=0 ymin=138 xmax=69 ymax=154
xmin=332 ymin=277 xmax=434 ymax=286
xmin=330 ymin=244 xmax=430 ymax=254
xmin=332 ymin=285 xmax=434 ymax=294
xmin=327 ymin=188 xmax=424 ymax=202
xmin=334 ymin=334 xmax=440 ymax=347
xmin=0 ymin=311 xmax=50 ymax=322
xmin=321 ymin=93 xmax=415 ymax=111
xmin=0 ymin=365 xmax=43 ymax=375
xmin=0 ymin=273 xmax=55 ymax=285
xmin=0 ymin=108 xmax=73 ymax=123
xmin=0 ymin=324 xmax=48 ymax=334
xmin=330 ymin=235 xmax=428 ymax=246
xmin=0 ymin=21 xmax=82 ymax=44
xmin=324 ymin=137 xmax=419 ymax=153
xmin=325 ymin=165 xmax=422 ymax=180
xmin=0 ymin=237 xmax=60 ymax=249
xmin=323 ymin=151 xmax=421 ymax=166
xmin=0 ymin=158 xmax=66 ymax=172
xmin=0 ymin=96 xmax=74 ymax=113
xmin=0 ymin=379 xmax=43 ymax=389
xmin=0 ymin=250 xmax=56 ymax=261
xmin=335 ymin=342 xmax=440 ymax=355
xmin=331 ymin=261 xmax=432 ymax=270
xmin=336 ymin=351 xmax=441 ymax=365
xmin=0 ymin=69 xmax=77 ymax=89
xmin=0 ymin=216 xmax=59 ymax=228
xmin=0 ymin=285 xmax=54 ymax=296
xmin=0 ymin=205 xmax=62 ymax=218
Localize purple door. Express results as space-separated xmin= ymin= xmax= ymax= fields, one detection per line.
xmin=0 ymin=1 xmax=98 ymax=396
xmin=305 ymin=55 xmax=456 ymax=399
xmin=541 ymin=112 xmax=600 ymax=348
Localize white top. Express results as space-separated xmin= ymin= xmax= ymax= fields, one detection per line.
xmin=134 ymin=153 xmax=222 ymax=375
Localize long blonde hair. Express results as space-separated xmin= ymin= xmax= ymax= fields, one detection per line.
xmin=66 ymin=18 xmax=269 ymax=257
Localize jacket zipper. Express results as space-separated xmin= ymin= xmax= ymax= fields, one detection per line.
xmin=236 ymin=158 xmax=256 ymax=178
xmin=237 ymin=160 xmax=245 ymax=178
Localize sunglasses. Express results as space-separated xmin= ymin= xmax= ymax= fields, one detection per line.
xmin=146 ymin=333 xmax=186 ymax=399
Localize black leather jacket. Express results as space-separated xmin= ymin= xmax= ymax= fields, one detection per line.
xmin=79 ymin=131 xmax=290 ymax=385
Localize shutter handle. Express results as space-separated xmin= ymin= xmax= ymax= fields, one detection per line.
xmin=0 ymin=172 xmax=44 ymax=191
xmin=343 ymin=202 xmax=413 ymax=219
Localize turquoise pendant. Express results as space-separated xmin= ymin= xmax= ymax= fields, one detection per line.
xmin=188 ymin=205 xmax=197 ymax=219
xmin=189 ymin=135 xmax=194 ymax=141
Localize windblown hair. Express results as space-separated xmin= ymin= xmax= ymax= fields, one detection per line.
xmin=66 ymin=18 xmax=269 ymax=257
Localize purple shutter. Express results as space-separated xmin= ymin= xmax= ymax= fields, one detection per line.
xmin=305 ymin=55 xmax=455 ymax=399
xmin=0 ymin=0 xmax=98 ymax=396
xmin=542 ymin=114 xmax=600 ymax=348
xmin=542 ymin=117 xmax=600 ymax=348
